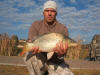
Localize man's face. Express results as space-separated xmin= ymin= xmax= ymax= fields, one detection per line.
xmin=43 ymin=8 xmax=57 ymax=23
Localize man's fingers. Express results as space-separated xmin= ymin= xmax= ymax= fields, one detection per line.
xmin=63 ymin=42 xmax=68 ymax=53
xmin=53 ymin=47 xmax=59 ymax=53
xmin=59 ymin=41 xmax=66 ymax=54
xmin=37 ymin=49 xmax=41 ymax=53
xmin=35 ymin=46 xmax=41 ymax=53
xmin=60 ymin=41 xmax=63 ymax=50
xmin=54 ymin=41 xmax=68 ymax=55
xmin=54 ymin=43 xmax=60 ymax=51
xmin=32 ymin=46 xmax=41 ymax=54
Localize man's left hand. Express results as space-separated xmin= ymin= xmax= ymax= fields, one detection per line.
xmin=53 ymin=41 xmax=68 ymax=56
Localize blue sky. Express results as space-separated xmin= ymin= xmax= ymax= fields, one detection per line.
xmin=0 ymin=0 xmax=100 ymax=44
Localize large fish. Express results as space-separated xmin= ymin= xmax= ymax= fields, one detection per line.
xmin=20 ymin=33 xmax=77 ymax=59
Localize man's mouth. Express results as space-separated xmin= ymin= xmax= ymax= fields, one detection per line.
xmin=48 ymin=17 xmax=52 ymax=18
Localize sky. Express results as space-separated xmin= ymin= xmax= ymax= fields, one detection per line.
xmin=0 ymin=0 xmax=100 ymax=44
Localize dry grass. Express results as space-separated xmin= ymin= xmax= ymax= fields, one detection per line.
xmin=0 ymin=65 xmax=100 ymax=75
xmin=71 ymin=69 xmax=100 ymax=75
xmin=0 ymin=65 xmax=29 ymax=75
xmin=0 ymin=33 xmax=19 ymax=56
xmin=65 ymin=42 xmax=89 ymax=60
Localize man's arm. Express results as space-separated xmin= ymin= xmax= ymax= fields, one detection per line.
xmin=28 ymin=21 xmax=42 ymax=54
xmin=28 ymin=22 xmax=39 ymax=41
xmin=63 ymin=26 xmax=69 ymax=37
xmin=53 ymin=25 xmax=69 ymax=56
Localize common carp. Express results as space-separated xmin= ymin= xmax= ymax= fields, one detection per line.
xmin=20 ymin=33 xmax=77 ymax=59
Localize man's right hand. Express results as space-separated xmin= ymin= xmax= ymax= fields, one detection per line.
xmin=31 ymin=46 xmax=41 ymax=54
xmin=28 ymin=40 xmax=41 ymax=54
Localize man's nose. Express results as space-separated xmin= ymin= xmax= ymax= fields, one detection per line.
xmin=48 ymin=11 xmax=52 ymax=15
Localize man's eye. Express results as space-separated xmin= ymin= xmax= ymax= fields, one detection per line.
xmin=45 ymin=10 xmax=49 ymax=12
xmin=51 ymin=10 xmax=56 ymax=12
xmin=45 ymin=10 xmax=56 ymax=12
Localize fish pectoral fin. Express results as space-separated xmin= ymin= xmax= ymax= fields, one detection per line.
xmin=47 ymin=52 xmax=54 ymax=60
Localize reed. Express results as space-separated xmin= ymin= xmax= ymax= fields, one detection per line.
xmin=65 ymin=40 xmax=89 ymax=59
xmin=0 ymin=33 xmax=19 ymax=56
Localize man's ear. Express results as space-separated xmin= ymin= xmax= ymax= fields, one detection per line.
xmin=56 ymin=12 xmax=57 ymax=16
xmin=43 ymin=11 xmax=45 ymax=15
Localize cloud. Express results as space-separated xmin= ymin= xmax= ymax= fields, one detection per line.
xmin=0 ymin=0 xmax=43 ymax=30
xmin=57 ymin=1 xmax=100 ymax=31
xmin=0 ymin=0 xmax=100 ymax=43
xmin=14 ymin=0 xmax=35 ymax=7
xmin=70 ymin=0 xmax=76 ymax=3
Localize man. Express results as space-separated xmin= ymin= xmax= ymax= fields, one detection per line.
xmin=25 ymin=1 xmax=74 ymax=75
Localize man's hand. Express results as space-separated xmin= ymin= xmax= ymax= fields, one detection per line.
xmin=53 ymin=41 xmax=68 ymax=56
xmin=31 ymin=46 xmax=41 ymax=54
xmin=28 ymin=40 xmax=41 ymax=54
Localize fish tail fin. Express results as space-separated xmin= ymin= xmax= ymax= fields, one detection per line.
xmin=19 ymin=49 xmax=27 ymax=56
xmin=19 ymin=51 xmax=25 ymax=56
xmin=19 ymin=44 xmax=28 ymax=56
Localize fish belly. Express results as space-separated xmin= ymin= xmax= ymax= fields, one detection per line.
xmin=33 ymin=38 xmax=61 ymax=52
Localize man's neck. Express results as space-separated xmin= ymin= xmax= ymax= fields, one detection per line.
xmin=47 ymin=21 xmax=55 ymax=25
xmin=44 ymin=20 xmax=56 ymax=26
